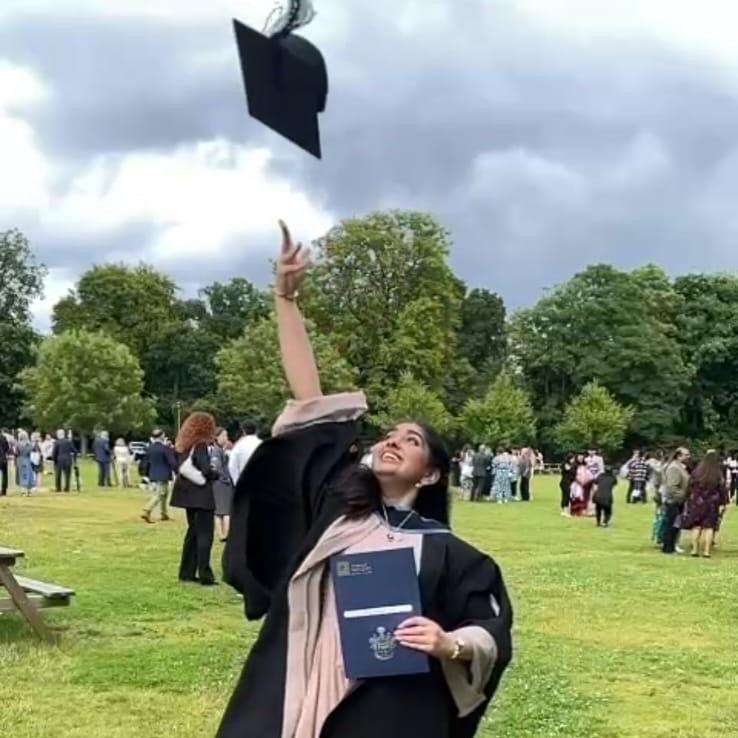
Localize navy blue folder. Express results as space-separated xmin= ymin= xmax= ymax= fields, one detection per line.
xmin=330 ymin=547 xmax=429 ymax=679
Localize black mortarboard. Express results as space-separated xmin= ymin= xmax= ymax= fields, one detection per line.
xmin=233 ymin=19 xmax=328 ymax=159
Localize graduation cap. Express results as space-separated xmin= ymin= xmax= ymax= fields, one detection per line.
xmin=233 ymin=4 xmax=327 ymax=159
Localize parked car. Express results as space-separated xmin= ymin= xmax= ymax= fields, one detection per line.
xmin=128 ymin=441 xmax=148 ymax=461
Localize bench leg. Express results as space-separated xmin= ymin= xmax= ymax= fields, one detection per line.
xmin=0 ymin=565 xmax=55 ymax=643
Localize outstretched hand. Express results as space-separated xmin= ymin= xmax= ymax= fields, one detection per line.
xmin=275 ymin=220 xmax=311 ymax=297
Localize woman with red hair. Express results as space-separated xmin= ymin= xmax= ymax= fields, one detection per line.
xmin=170 ymin=412 xmax=219 ymax=585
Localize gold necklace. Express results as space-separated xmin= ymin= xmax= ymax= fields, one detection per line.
xmin=382 ymin=503 xmax=415 ymax=541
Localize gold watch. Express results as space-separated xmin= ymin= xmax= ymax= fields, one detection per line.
xmin=450 ymin=637 xmax=465 ymax=661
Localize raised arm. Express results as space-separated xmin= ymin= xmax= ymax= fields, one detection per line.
xmin=274 ymin=221 xmax=322 ymax=400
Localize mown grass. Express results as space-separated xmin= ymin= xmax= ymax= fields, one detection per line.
xmin=1 ymin=464 xmax=737 ymax=737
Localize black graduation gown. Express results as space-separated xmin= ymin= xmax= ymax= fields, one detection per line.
xmin=219 ymin=420 xmax=513 ymax=738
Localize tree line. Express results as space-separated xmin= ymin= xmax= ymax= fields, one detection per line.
xmin=2 ymin=215 xmax=737 ymax=455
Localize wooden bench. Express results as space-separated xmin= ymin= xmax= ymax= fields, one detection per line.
xmin=0 ymin=546 xmax=74 ymax=642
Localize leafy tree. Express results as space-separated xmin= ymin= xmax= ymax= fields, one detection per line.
xmin=21 ymin=330 xmax=155 ymax=435
xmin=510 ymin=264 xmax=691 ymax=445
xmin=672 ymin=274 xmax=738 ymax=441
xmin=554 ymin=380 xmax=634 ymax=452
xmin=0 ymin=229 xmax=46 ymax=322
xmin=199 ymin=278 xmax=270 ymax=341
xmin=0 ymin=229 xmax=46 ymax=425
xmin=460 ymin=373 xmax=536 ymax=446
xmin=303 ymin=211 xmax=464 ymax=408
xmin=51 ymin=264 xmax=177 ymax=357
xmin=458 ymin=288 xmax=507 ymax=382
xmin=141 ymin=322 xmax=221 ymax=427
xmin=215 ymin=314 xmax=357 ymax=422
xmin=370 ymin=373 xmax=454 ymax=434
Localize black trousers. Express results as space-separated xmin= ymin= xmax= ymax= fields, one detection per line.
xmin=595 ymin=503 xmax=612 ymax=526
xmin=97 ymin=461 xmax=111 ymax=487
xmin=510 ymin=480 xmax=518 ymax=499
xmin=520 ymin=477 xmax=530 ymax=501
xmin=471 ymin=475 xmax=486 ymax=501
xmin=55 ymin=463 xmax=72 ymax=492
xmin=0 ymin=461 xmax=7 ymax=495
xmin=661 ymin=502 xmax=683 ymax=553
xmin=179 ymin=508 xmax=215 ymax=583
xmin=560 ymin=483 xmax=570 ymax=510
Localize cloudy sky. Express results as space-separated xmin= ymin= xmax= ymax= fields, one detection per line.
xmin=3 ymin=0 xmax=738 ymax=331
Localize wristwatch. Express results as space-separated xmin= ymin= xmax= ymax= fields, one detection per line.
xmin=449 ymin=637 xmax=465 ymax=661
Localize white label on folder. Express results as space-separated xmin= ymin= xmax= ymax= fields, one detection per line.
xmin=343 ymin=604 xmax=414 ymax=619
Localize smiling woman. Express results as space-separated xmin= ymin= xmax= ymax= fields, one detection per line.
xmin=217 ymin=222 xmax=513 ymax=738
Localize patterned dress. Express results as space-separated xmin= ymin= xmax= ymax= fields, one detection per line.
xmin=681 ymin=481 xmax=728 ymax=530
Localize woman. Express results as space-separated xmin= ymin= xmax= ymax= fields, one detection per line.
xmin=217 ymin=223 xmax=512 ymax=738
xmin=682 ymin=451 xmax=729 ymax=558
xmin=560 ymin=452 xmax=576 ymax=517
xmin=459 ymin=446 xmax=474 ymax=501
xmin=30 ymin=432 xmax=44 ymax=491
xmin=170 ymin=413 xmax=219 ymax=585
xmin=114 ymin=438 xmax=133 ymax=488
xmin=491 ymin=447 xmax=512 ymax=503
xmin=569 ymin=453 xmax=591 ymax=517
xmin=41 ymin=433 xmax=55 ymax=476
xmin=16 ymin=430 xmax=35 ymax=496
xmin=211 ymin=427 xmax=234 ymax=542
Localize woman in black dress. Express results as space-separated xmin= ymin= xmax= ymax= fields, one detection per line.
xmin=560 ymin=452 xmax=576 ymax=516
xmin=170 ymin=413 xmax=219 ymax=585
xmin=217 ymin=222 xmax=513 ymax=738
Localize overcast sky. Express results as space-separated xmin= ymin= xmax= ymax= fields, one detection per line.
xmin=3 ymin=0 xmax=738 ymax=331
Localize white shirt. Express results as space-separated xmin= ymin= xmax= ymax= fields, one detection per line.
xmin=228 ymin=434 xmax=262 ymax=484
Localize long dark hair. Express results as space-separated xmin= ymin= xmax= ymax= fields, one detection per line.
xmin=337 ymin=421 xmax=451 ymax=526
xmin=691 ymin=451 xmax=723 ymax=490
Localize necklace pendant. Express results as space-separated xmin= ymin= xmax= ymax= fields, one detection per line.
xmin=387 ymin=532 xmax=395 ymax=542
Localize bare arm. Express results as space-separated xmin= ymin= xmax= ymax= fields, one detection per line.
xmin=274 ymin=221 xmax=322 ymax=400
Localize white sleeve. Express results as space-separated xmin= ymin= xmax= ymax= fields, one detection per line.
xmin=228 ymin=444 xmax=244 ymax=484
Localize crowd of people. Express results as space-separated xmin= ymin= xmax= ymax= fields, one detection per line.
xmin=557 ymin=446 xmax=735 ymax=557
xmin=453 ymin=446 xmax=543 ymax=503
xmin=0 ymin=428 xmax=81 ymax=495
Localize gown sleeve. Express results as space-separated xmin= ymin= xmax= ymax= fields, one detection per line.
xmin=223 ymin=392 xmax=367 ymax=620
xmin=441 ymin=538 xmax=514 ymax=738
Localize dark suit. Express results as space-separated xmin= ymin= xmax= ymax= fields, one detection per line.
xmin=0 ymin=435 xmax=9 ymax=496
xmin=93 ymin=436 xmax=112 ymax=487
xmin=170 ymin=443 xmax=218 ymax=584
xmin=148 ymin=441 xmax=177 ymax=483
xmin=52 ymin=438 xmax=75 ymax=492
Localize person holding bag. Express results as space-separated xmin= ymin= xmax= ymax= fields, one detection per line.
xmin=170 ymin=413 xmax=219 ymax=585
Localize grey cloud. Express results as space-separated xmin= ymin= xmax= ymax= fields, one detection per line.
xmin=4 ymin=2 xmax=738 ymax=314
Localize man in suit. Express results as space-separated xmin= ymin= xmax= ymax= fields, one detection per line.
xmin=93 ymin=431 xmax=112 ymax=487
xmin=141 ymin=429 xmax=178 ymax=523
xmin=0 ymin=428 xmax=9 ymax=496
xmin=52 ymin=428 xmax=75 ymax=493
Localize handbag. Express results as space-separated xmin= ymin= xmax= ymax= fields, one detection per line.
xmin=179 ymin=447 xmax=207 ymax=486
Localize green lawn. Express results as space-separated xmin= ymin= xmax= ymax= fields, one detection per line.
xmin=1 ymin=465 xmax=737 ymax=738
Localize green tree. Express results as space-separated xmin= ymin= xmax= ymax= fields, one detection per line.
xmin=21 ymin=330 xmax=155 ymax=435
xmin=370 ymin=373 xmax=454 ymax=434
xmin=672 ymin=274 xmax=738 ymax=442
xmin=215 ymin=314 xmax=357 ymax=422
xmin=51 ymin=264 xmax=177 ymax=357
xmin=459 ymin=288 xmax=507 ymax=381
xmin=199 ymin=278 xmax=270 ymax=341
xmin=554 ymin=380 xmax=634 ymax=452
xmin=510 ymin=264 xmax=691 ymax=445
xmin=460 ymin=373 xmax=536 ymax=446
xmin=0 ymin=229 xmax=46 ymax=425
xmin=141 ymin=322 xmax=221 ymax=427
xmin=303 ymin=211 xmax=464 ymax=408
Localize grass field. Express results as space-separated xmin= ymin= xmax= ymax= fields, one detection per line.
xmin=1 ymin=464 xmax=737 ymax=738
